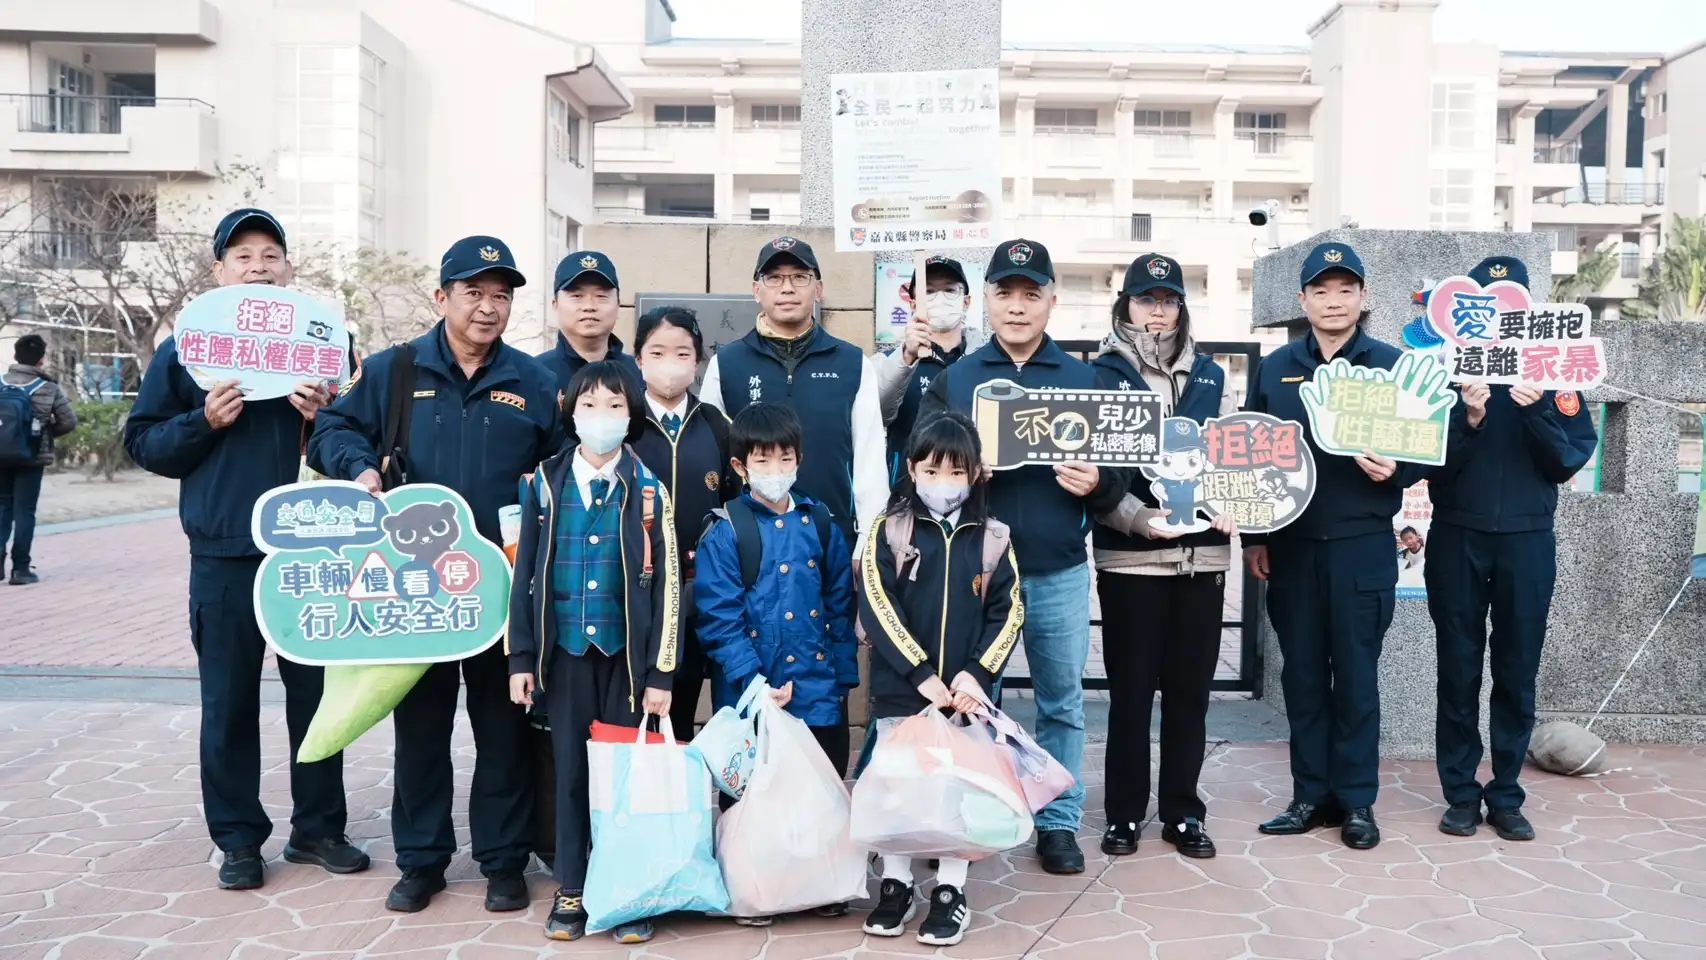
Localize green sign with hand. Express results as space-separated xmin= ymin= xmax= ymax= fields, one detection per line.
xmin=1300 ymin=353 xmax=1458 ymax=466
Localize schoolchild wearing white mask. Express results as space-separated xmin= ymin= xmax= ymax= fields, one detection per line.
xmin=628 ymin=306 xmax=743 ymax=739
xmin=875 ymin=256 xmax=973 ymax=481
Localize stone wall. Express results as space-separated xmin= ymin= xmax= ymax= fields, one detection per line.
xmin=1252 ymin=228 xmax=1706 ymax=755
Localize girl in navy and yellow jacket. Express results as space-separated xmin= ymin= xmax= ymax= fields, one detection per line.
xmin=856 ymin=411 xmax=1023 ymax=949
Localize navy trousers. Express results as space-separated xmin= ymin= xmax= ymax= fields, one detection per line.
xmin=1266 ymin=533 xmax=1396 ymax=809
xmin=1424 ymin=522 xmax=1554 ymax=810
xmin=390 ymin=641 xmax=532 ymax=876
xmin=545 ymin=645 xmax=641 ymax=891
xmin=189 ymin=555 xmax=346 ymax=851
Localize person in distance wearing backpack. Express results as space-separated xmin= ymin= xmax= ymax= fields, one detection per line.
xmin=1 ymin=334 xmax=77 ymax=585
xmin=857 ymin=411 xmax=1022 ymax=948
xmin=693 ymin=401 xmax=860 ymax=926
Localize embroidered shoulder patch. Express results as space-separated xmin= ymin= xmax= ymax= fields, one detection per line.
xmin=490 ymin=390 xmax=526 ymax=410
xmin=1555 ymin=391 xmax=1581 ymax=416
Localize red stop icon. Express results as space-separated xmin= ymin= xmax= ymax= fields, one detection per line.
xmin=432 ymin=550 xmax=480 ymax=595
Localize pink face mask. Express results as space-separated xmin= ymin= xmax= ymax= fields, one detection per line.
xmin=642 ymin=359 xmax=695 ymax=398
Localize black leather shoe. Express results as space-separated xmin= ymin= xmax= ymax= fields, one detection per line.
xmin=218 ymin=847 xmax=264 ymax=890
xmin=284 ymin=835 xmax=371 ymax=874
xmin=1258 ymin=800 xmax=1344 ymax=835
xmin=1487 ymin=807 xmax=1535 ymax=842
xmin=1036 ymin=829 xmax=1085 ymax=875
xmin=485 ymin=871 xmax=529 ymax=912
xmin=1438 ymin=803 xmax=1483 ymax=837
xmin=386 ymin=867 xmax=447 ymax=913
xmin=1161 ymin=818 xmax=1217 ymax=859
xmin=1100 ymin=821 xmax=1139 ymax=856
xmin=1341 ymin=807 xmax=1381 ymax=849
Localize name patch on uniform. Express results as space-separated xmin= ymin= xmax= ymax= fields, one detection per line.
xmin=490 ymin=390 xmax=526 ymax=410
xmin=412 ymin=389 xmax=436 ymax=399
xmin=1281 ymin=375 xmax=1306 ymax=383
xmin=1555 ymin=390 xmax=1581 ymax=416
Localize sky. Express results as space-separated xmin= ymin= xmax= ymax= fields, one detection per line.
xmin=664 ymin=0 xmax=1706 ymax=54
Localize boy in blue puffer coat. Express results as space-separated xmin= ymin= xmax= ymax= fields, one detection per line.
xmin=693 ymin=402 xmax=860 ymax=924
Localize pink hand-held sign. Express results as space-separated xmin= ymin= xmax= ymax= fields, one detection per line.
xmin=174 ymin=283 xmax=349 ymax=400
xmin=1427 ymin=273 xmax=1609 ymax=390
xmin=1425 ymin=275 xmax=1532 ymax=348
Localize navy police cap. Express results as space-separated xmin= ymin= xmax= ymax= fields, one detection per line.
xmin=439 ymin=236 xmax=526 ymax=289
xmin=213 ymin=208 xmax=286 ymax=259
xmin=555 ymin=251 xmax=619 ymax=292
xmin=1299 ymin=241 xmax=1365 ymax=289
xmin=1124 ymin=253 xmax=1185 ymax=298
xmin=1469 ymin=255 xmax=1529 ymax=290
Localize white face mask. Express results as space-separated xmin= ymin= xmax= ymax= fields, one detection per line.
xmin=642 ymin=359 xmax=695 ymax=398
xmin=915 ymin=479 xmax=971 ymax=516
xmin=574 ymin=411 xmax=628 ymax=456
xmin=746 ymin=468 xmax=796 ymax=504
xmin=924 ymin=290 xmax=968 ymax=332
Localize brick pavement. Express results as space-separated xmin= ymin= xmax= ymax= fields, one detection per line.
xmin=3 ymin=700 xmax=1706 ymax=959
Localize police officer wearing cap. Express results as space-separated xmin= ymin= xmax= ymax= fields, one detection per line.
xmin=539 ymin=250 xmax=642 ymax=391
xmin=1090 ymin=253 xmax=1238 ymax=861
xmin=1244 ymin=241 xmax=1423 ymax=850
xmin=918 ymin=238 xmax=1132 ymax=875
xmin=125 ymin=208 xmax=369 ymax=891
xmin=874 ymin=255 xmax=972 ymax=480
xmin=1426 ymin=255 xmax=1597 ymax=843
xmin=699 ymin=235 xmax=889 ymax=546
xmin=308 ymin=236 xmax=562 ymax=914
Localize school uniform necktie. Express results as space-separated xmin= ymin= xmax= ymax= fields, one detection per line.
xmin=661 ymin=412 xmax=682 ymax=439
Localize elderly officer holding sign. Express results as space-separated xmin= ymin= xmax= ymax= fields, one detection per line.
xmin=124 ymin=208 xmax=367 ymax=891
xmin=1243 ymin=241 xmax=1426 ymax=851
xmin=1426 ymin=256 xmax=1598 ymax=842
xmin=308 ymin=236 xmax=562 ymax=914
xmin=917 ymin=238 xmax=1132 ymax=875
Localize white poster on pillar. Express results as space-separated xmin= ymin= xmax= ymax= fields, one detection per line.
xmin=830 ymin=68 xmax=1001 ymax=254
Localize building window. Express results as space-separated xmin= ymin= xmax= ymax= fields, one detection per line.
xmin=1429 ymin=168 xmax=1476 ymax=229
xmin=359 ymin=49 xmax=384 ymax=243
xmin=654 ymin=104 xmax=715 ymax=127
xmin=1135 ymin=109 xmax=1192 ymax=156
xmin=278 ymin=45 xmax=365 ymax=243
xmin=1130 ymin=213 xmax=1153 ymax=243
xmin=750 ymin=207 xmax=771 ymax=221
xmin=1035 ymin=107 xmax=1098 ymax=134
xmin=1235 ymin=111 xmax=1288 ymax=155
xmin=1496 ymin=107 xmax=1514 ymax=143
xmin=750 ymin=103 xmax=800 ymax=127
xmin=1430 ymin=83 xmax=1481 ymax=151
xmin=549 ymin=91 xmax=582 ymax=166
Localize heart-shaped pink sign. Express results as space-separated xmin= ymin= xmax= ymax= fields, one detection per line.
xmin=1426 ymin=275 xmax=1532 ymax=347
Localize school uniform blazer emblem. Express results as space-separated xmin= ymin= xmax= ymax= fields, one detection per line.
xmin=1555 ymin=390 xmax=1581 ymax=416
xmin=478 ymin=245 xmax=501 ymax=262
xmin=704 ymin=471 xmax=720 ymax=491
xmin=1323 ymin=248 xmax=1345 ymax=263
xmin=489 ymin=390 xmax=526 ymax=410
xmin=1146 ymin=258 xmax=1171 ymax=279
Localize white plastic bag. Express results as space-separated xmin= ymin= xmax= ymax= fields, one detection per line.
xmin=850 ymin=709 xmax=1034 ymax=860
xmin=691 ymin=674 xmax=765 ymax=798
xmin=715 ymin=693 xmax=869 ymax=916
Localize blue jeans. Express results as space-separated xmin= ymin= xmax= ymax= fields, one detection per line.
xmin=1018 ymin=562 xmax=1091 ymax=832
xmin=0 ymin=465 xmax=44 ymax=571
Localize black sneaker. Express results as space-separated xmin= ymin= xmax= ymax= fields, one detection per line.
xmin=1161 ymin=818 xmax=1216 ymax=859
xmin=862 ymin=878 xmax=916 ymax=937
xmin=283 ymin=835 xmax=371 ymax=874
xmin=385 ymin=867 xmax=447 ymax=913
xmin=545 ymin=889 xmax=587 ymax=941
xmin=485 ymin=871 xmax=528 ymax=912
xmin=916 ymin=884 xmax=970 ymax=947
xmin=1101 ymin=821 xmax=1139 ymax=856
xmin=813 ymin=901 xmax=850 ymax=918
xmin=1438 ymin=803 xmax=1483 ymax=837
xmin=9 ymin=566 xmax=38 ymax=586
xmin=217 ymin=847 xmax=264 ymax=890
xmin=1487 ymin=806 xmax=1535 ymax=842
xmin=1037 ymin=829 xmax=1085 ymax=875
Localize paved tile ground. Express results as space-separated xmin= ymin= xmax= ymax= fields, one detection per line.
xmin=3 ymin=700 xmax=1706 ymax=959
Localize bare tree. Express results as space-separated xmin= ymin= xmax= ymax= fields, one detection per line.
xmin=295 ymin=243 xmax=440 ymax=356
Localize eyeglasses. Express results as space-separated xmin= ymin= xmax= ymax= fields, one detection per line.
xmin=759 ymin=273 xmax=816 ymax=289
xmin=1134 ymin=296 xmax=1183 ymax=311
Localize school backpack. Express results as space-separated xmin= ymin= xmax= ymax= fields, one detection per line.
xmin=0 ymin=378 xmax=45 ymax=469
xmin=861 ymin=510 xmax=1011 ymax=641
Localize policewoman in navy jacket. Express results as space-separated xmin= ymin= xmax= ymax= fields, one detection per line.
xmin=1426 ymin=256 xmax=1598 ymax=844
xmin=124 ymin=207 xmax=368 ymax=892
xmin=1090 ymin=254 xmax=1237 ymax=861
xmin=307 ymin=236 xmax=562 ymax=914
xmin=626 ymin=305 xmax=742 ymax=738
xmin=1244 ymin=241 xmax=1423 ymax=852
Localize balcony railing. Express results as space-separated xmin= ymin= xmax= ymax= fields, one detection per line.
xmin=1532 ymin=139 xmax=1582 ymax=164
xmin=6 ymin=230 xmax=147 ymax=270
xmin=1 ymin=93 xmax=214 ymax=135
xmin=1537 ymin=182 xmax=1667 ymax=206
xmin=1620 ymin=253 xmax=1652 ymax=280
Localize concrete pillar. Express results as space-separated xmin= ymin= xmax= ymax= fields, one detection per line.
xmin=1643 ymin=146 xmax=1662 ymax=207
xmin=1114 ymin=98 xmax=1136 ymax=221
xmin=1213 ymin=97 xmax=1239 ymax=208
xmin=1606 ymin=80 xmax=1630 ymax=200
xmin=1512 ymin=105 xmax=1540 ymax=232
xmin=713 ymin=91 xmax=735 ymax=220
xmin=1014 ymin=95 xmax=1037 ymax=222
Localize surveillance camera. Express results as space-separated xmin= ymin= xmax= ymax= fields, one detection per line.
xmin=1248 ymin=206 xmax=1269 ymax=227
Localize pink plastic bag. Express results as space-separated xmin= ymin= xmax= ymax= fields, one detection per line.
xmin=969 ymin=697 xmax=1076 ymax=814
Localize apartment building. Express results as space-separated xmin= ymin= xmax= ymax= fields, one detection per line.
xmin=584 ymin=0 xmax=1683 ymax=342
xmin=0 ymin=0 xmax=631 ymax=363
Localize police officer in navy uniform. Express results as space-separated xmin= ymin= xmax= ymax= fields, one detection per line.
xmin=124 ymin=208 xmax=369 ymax=891
xmin=1244 ymin=241 xmax=1424 ymax=850
xmin=874 ymin=255 xmax=971 ymax=480
xmin=698 ymin=236 xmax=889 ymax=547
xmin=538 ymin=250 xmax=642 ymax=391
xmin=308 ymin=236 xmax=563 ymax=913
xmin=1426 ymin=255 xmax=1598 ymax=842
